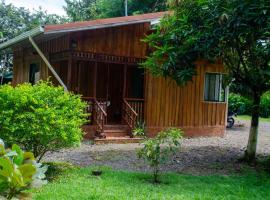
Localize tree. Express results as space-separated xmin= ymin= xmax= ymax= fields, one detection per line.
xmin=64 ymin=0 xmax=167 ymax=21
xmin=0 ymin=0 xmax=66 ymax=41
xmin=142 ymin=0 xmax=270 ymax=161
xmin=137 ymin=128 xmax=182 ymax=183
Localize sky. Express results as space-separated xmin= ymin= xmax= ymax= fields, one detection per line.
xmin=5 ymin=0 xmax=67 ymax=15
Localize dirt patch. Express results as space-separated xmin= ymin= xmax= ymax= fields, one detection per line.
xmin=44 ymin=119 xmax=270 ymax=175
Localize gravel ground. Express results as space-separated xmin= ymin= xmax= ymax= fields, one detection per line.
xmin=44 ymin=119 xmax=270 ymax=175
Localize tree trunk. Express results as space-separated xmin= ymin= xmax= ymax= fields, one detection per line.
xmin=245 ymin=93 xmax=261 ymax=162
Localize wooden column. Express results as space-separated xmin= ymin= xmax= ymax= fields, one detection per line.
xmin=93 ymin=61 xmax=97 ymax=98
xmin=67 ymin=54 xmax=72 ymax=90
xmin=123 ymin=63 xmax=127 ymax=99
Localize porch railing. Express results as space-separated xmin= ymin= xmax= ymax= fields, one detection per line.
xmin=122 ymin=99 xmax=138 ymax=134
xmin=82 ymin=97 xmax=107 ymax=136
xmin=125 ymin=98 xmax=144 ymax=122
xmin=93 ymin=99 xmax=107 ymax=135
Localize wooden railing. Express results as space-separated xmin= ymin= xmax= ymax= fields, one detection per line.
xmin=81 ymin=97 xmax=95 ymax=124
xmin=93 ymin=99 xmax=107 ymax=135
xmin=125 ymin=98 xmax=144 ymax=122
xmin=122 ymin=99 xmax=143 ymax=133
xmin=81 ymin=97 xmax=107 ymax=136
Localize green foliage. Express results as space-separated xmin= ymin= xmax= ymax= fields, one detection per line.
xmin=229 ymin=92 xmax=270 ymax=118
xmin=64 ymin=0 xmax=167 ymax=21
xmin=0 ymin=1 xmax=67 ymax=40
xmin=132 ymin=120 xmax=146 ymax=137
xmin=0 ymin=141 xmax=47 ymax=200
xmin=143 ymin=0 xmax=270 ymax=89
xmin=259 ymin=91 xmax=270 ymax=118
xmin=228 ymin=93 xmax=252 ymax=115
xmin=0 ymin=81 xmax=88 ymax=161
xmin=137 ymin=128 xmax=182 ymax=183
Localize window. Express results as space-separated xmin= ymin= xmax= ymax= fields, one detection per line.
xmin=204 ymin=73 xmax=226 ymax=102
xmin=29 ymin=63 xmax=40 ymax=85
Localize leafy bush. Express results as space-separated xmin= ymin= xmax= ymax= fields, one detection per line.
xmin=0 ymin=141 xmax=47 ymax=200
xmin=229 ymin=92 xmax=270 ymax=118
xmin=132 ymin=120 xmax=146 ymax=137
xmin=260 ymin=92 xmax=270 ymax=118
xmin=0 ymin=81 xmax=88 ymax=161
xmin=228 ymin=93 xmax=251 ymax=115
xmin=137 ymin=128 xmax=183 ymax=183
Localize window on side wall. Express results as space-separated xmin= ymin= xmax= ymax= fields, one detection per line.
xmin=29 ymin=63 xmax=40 ymax=85
xmin=204 ymin=73 xmax=226 ymax=102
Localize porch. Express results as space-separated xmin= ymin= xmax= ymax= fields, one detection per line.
xmin=49 ymin=50 xmax=145 ymax=139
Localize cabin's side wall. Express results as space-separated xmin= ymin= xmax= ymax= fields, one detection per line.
xmin=145 ymin=61 xmax=227 ymax=137
xmin=12 ymin=34 xmax=70 ymax=86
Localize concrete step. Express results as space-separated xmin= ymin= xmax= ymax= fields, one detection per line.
xmin=94 ymin=136 xmax=143 ymax=144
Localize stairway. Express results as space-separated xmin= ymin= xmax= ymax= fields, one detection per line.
xmin=94 ymin=125 xmax=143 ymax=144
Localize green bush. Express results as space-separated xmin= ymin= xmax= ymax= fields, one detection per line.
xmin=0 ymin=141 xmax=47 ymax=200
xmin=260 ymin=92 xmax=270 ymax=118
xmin=0 ymin=81 xmax=88 ymax=161
xmin=229 ymin=92 xmax=270 ymax=118
xmin=137 ymin=128 xmax=183 ymax=183
xmin=228 ymin=93 xmax=251 ymax=115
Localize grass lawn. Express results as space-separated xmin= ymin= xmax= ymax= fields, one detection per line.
xmin=237 ymin=115 xmax=270 ymax=123
xmin=32 ymin=166 xmax=270 ymax=200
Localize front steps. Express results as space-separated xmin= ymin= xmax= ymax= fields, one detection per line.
xmin=94 ymin=125 xmax=143 ymax=144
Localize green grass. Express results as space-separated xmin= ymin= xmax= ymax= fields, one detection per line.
xmin=237 ymin=115 xmax=270 ymax=122
xmin=32 ymin=167 xmax=270 ymax=200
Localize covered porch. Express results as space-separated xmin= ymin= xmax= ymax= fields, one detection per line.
xmin=49 ymin=50 xmax=145 ymax=138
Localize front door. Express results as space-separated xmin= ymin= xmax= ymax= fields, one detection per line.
xmin=107 ymin=64 xmax=124 ymax=124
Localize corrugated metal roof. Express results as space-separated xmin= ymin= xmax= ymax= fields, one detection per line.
xmin=44 ymin=12 xmax=166 ymax=33
xmin=0 ymin=12 xmax=167 ymax=51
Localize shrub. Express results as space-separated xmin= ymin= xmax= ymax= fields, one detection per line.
xmin=228 ymin=93 xmax=251 ymax=115
xmin=260 ymin=91 xmax=270 ymax=118
xmin=137 ymin=128 xmax=183 ymax=183
xmin=229 ymin=92 xmax=270 ymax=118
xmin=0 ymin=81 xmax=88 ymax=161
xmin=132 ymin=120 xmax=146 ymax=137
xmin=0 ymin=141 xmax=47 ymax=200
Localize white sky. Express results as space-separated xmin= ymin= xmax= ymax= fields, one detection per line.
xmin=5 ymin=0 xmax=67 ymax=15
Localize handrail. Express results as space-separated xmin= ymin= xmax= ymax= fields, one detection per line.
xmin=123 ymin=99 xmax=138 ymax=118
xmin=93 ymin=99 xmax=107 ymax=136
xmin=122 ymin=99 xmax=139 ymax=136
xmin=94 ymin=99 xmax=107 ymax=117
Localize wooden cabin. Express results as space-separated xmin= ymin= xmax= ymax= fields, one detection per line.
xmin=0 ymin=12 xmax=228 ymax=141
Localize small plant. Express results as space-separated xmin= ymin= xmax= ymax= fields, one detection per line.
xmin=132 ymin=120 xmax=146 ymax=137
xmin=0 ymin=141 xmax=47 ymax=200
xmin=137 ymin=128 xmax=183 ymax=183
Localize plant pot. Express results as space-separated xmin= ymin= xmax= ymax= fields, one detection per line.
xmin=92 ymin=170 xmax=102 ymax=176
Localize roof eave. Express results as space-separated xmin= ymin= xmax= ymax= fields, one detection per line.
xmin=0 ymin=27 xmax=44 ymax=51
xmin=45 ymin=18 xmax=162 ymax=34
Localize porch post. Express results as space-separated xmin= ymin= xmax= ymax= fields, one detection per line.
xmin=93 ymin=61 xmax=97 ymax=98
xmin=123 ymin=63 xmax=127 ymax=99
xmin=67 ymin=54 xmax=72 ymax=90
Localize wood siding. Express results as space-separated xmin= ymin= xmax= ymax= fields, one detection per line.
xmin=144 ymin=61 xmax=227 ymax=136
xmin=71 ymin=23 xmax=150 ymax=58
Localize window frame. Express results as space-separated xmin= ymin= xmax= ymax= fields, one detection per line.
xmin=203 ymin=72 xmax=227 ymax=103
